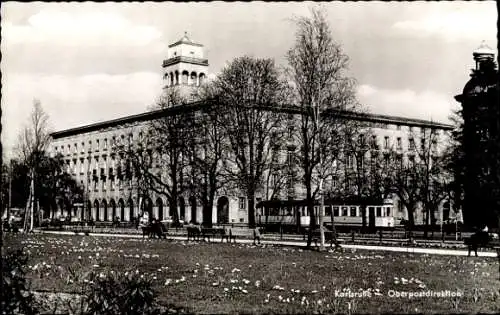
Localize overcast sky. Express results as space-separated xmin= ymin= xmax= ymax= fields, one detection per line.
xmin=1 ymin=1 xmax=497 ymax=158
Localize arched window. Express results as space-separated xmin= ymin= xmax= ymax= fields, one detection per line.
xmin=190 ymin=72 xmax=197 ymax=86
xmin=182 ymin=71 xmax=189 ymax=85
xmin=94 ymin=200 xmax=100 ymax=221
xmin=102 ymin=199 xmax=108 ymax=221
xmin=199 ymin=73 xmax=206 ymax=85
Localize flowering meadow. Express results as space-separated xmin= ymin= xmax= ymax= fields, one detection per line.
xmin=3 ymin=233 xmax=499 ymax=314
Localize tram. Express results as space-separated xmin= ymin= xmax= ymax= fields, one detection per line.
xmin=256 ymin=198 xmax=395 ymax=233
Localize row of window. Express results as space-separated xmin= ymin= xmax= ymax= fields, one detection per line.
xmin=54 ymin=132 xmax=151 ymax=155
xmin=261 ymin=206 xmax=392 ymax=217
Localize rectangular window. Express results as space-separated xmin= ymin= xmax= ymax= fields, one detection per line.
xmin=409 ymin=138 xmax=415 ymax=151
xmin=408 ymin=155 xmax=415 ymax=167
xmin=396 ymin=124 xmax=401 ymax=130
xmin=384 ymin=136 xmax=390 ymax=149
xmin=376 ymin=207 xmax=382 ymax=217
xmin=239 ymin=197 xmax=246 ymax=210
xmin=397 ymin=137 xmax=402 ymax=149
xmin=287 ymin=150 xmax=294 ymax=166
xmin=342 ymin=206 xmax=348 ymax=217
xmin=74 ymin=143 xmax=78 ymax=153
xmin=110 ymin=178 xmax=115 ymax=190
xmin=96 ymin=139 xmax=100 ymax=151
xmin=104 ymin=138 xmax=108 ymax=150
xmin=347 ymin=154 xmax=354 ymax=169
xmin=80 ymin=159 xmax=85 ymax=174
xmin=333 ymin=207 xmax=339 ymax=216
xmin=325 ymin=206 xmax=332 ymax=216
xmin=350 ymin=207 xmax=357 ymax=217
xmin=396 ymin=154 xmax=403 ymax=168
xmin=371 ymin=135 xmax=378 ymax=149
xmin=386 ymin=207 xmax=391 ymax=217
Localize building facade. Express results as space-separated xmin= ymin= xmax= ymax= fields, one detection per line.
xmin=455 ymin=42 xmax=499 ymax=229
xmin=48 ymin=35 xmax=454 ymax=226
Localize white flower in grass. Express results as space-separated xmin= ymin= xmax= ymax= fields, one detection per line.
xmin=255 ymin=280 xmax=261 ymax=288
xmin=92 ymin=264 xmax=99 ymax=268
xmin=243 ymin=279 xmax=250 ymax=285
xmin=165 ymin=279 xmax=172 ymax=286
xmin=278 ymin=295 xmax=283 ymax=302
xmin=231 ymin=268 xmax=241 ymax=273
xmin=311 ymin=290 xmax=318 ymax=294
xmin=224 ymin=288 xmax=229 ymax=292
xmin=230 ymin=279 xmax=238 ymax=284
xmin=242 ymin=289 xmax=248 ymax=294
xmin=212 ymin=282 xmax=219 ymax=286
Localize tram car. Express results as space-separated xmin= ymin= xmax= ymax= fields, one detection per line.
xmin=256 ymin=198 xmax=395 ymax=233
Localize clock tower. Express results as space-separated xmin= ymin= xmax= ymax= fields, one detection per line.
xmin=162 ymin=32 xmax=209 ymax=104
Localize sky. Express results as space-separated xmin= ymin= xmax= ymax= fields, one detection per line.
xmin=1 ymin=1 xmax=497 ymax=158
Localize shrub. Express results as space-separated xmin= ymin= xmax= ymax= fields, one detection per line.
xmin=1 ymin=249 xmax=38 ymax=315
xmin=82 ymin=271 xmax=163 ymax=315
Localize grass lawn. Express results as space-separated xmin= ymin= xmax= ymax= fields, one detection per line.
xmin=3 ymin=233 xmax=500 ymax=314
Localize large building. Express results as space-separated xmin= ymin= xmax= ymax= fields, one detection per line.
xmin=49 ymin=34 xmax=454 ymax=226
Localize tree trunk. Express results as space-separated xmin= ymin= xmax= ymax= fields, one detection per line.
xmin=306 ymin=182 xmax=316 ymax=248
xmin=247 ymin=188 xmax=256 ymax=228
xmin=407 ymin=207 xmax=415 ymax=241
xmin=204 ymin=190 xmax=215 ymax=228
xmin=424 ymin=207 xmax=430 ymax=239
xmin=360 ymin=203 xmax=367 ymax=234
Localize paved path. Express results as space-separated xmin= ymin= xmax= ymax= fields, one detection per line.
xmin=33 ymin=229 xmax=498 ymax=258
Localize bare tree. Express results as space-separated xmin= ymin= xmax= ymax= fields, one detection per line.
xmin=342 ymin=125 xmax=393 ymax=232
xmin=415 ymin=128 xmax=452 ymax=238
xmin=287 ymin=6 xmax=359 ymax=248
xmin=210 ymin=56 xmax=288 ymax=228
xmin=15 ymin=100 xmax=52 ymax=228
xmin=385 ymin=128 xmax=451 ymax=239
xmin=16 ymin=100 xmax=51 ymax=168
xmin=112 ymin=89 xmax=192 ymax=224
xmin=184 ymin=86 xmax=229 ymax=226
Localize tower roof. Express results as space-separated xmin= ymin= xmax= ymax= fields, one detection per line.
xmin=473 ymin=41 xmax=495 ymax=57
xmin=168 ymin=32 xmax=203 ymax=48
